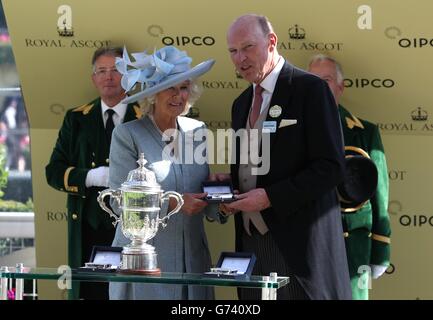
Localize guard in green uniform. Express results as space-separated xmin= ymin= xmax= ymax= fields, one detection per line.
xmin=45 ymin=47 xmax=141 ymax=300
xmin=309 ymin=55 xmax=391 ymax=300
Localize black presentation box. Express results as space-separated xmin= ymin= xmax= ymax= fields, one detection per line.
xmin=201 ymin=181 xmax=236 ymax=203
xmin=204 ymin=252 xmax=256 ymax=279
xmin=76 ymin=246 xmax=122 ymax=273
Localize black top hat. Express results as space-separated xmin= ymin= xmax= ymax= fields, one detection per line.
xmin=337 ymin=147 xmax=378 ymax=213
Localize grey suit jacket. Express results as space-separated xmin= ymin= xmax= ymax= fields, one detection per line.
xmin=108 ymin=115 xmax=219 ymax=300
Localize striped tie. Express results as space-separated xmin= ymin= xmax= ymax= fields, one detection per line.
xmin=249 ymin=85 xmax=263 ymax=127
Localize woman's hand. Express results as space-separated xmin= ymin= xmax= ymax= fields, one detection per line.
xmin=180 ymin=192 xmax=208 ymax=216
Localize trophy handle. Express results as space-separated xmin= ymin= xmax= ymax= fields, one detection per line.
xmin=97 ymin=189 xmax=121 ymax=227
xmin=159 ymin=191 xmax=184 ymax=228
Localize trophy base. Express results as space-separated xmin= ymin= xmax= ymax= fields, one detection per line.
xmin=119 ymin=251 xmax=159 ymax=273
xmin=118 ymin=268 xmax=161 ymax=275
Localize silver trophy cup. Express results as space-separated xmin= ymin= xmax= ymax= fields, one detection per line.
xmin=97 ymin=153 xmax=184 ymax=274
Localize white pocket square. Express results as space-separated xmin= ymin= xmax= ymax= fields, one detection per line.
xmin=279 ymin=119 xmax=297 ymax=128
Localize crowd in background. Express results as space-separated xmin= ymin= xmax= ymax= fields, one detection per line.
xmin=0 ymin=96 xmax=30 ymax=172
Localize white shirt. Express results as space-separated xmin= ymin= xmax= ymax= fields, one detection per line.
xmin=101 ymin=100 xmax=127 ymax=128
xmin=253 ymin=56 xmax=285 ymax=115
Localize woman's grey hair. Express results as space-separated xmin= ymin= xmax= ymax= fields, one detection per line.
xmin=308 ymin=54 xmax=344 ymax=84
xmin=139 ymin=80 xmax=203 ymax=116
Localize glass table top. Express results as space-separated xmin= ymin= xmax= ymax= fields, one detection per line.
xmin=0 ymin=267 xmax=289 ymax=289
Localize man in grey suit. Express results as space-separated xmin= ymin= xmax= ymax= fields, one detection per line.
xmin=222 ymin=14 xmax=352 ymax=300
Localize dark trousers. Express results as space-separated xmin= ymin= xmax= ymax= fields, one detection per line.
xmin=80 ymin=220 xmax=115 ymax=300
xmin=239 ymin=224 xmax=309 ymax=300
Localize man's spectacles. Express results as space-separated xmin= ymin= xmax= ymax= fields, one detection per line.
xmin=93 ymin=68 xmax=120 ymax=78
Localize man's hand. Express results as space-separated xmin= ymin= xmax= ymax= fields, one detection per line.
xmin=225 ymin=188 xmax=270 ymax=212
xmin=219 ymin=189 xmax=240 ymax=216
xmin=85 ymin=166 xmax=109 ymax=188
xmin=219 ymin=203 xmax=239 ymax=216
xmin=179 ymin=193 xmax=208 ymax=216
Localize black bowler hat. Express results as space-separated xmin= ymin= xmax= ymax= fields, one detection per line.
xmin=337 ymin=146 xmax=378 ymax=213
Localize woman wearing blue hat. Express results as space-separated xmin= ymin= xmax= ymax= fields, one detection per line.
xmin=108 ymin=46 xmax=221 ymax=299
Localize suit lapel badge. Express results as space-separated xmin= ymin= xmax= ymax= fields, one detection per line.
xmin=269 ymin=105 xmax=282 ymax=118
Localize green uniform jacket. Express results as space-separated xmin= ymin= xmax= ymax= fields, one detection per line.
xmin=339 ymin=105 xmax=391 ymax=298
xmin=45 ymin=97 xmax=141 ymax=299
